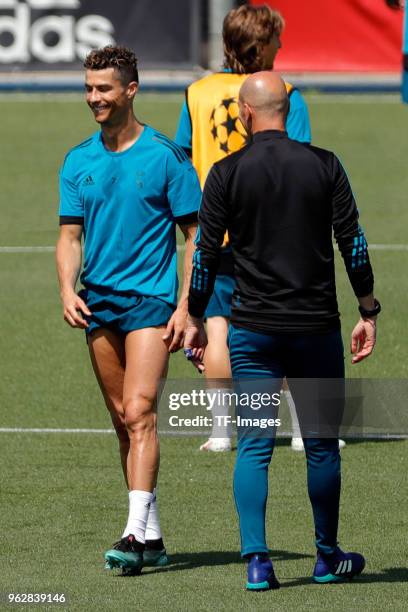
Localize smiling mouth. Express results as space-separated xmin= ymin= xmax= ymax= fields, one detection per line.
xmin=92 ymin=105 xmax=109 ymax=113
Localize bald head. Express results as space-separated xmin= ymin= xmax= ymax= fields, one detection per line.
xmin=238 ymin=71 xmax=289 ymax=135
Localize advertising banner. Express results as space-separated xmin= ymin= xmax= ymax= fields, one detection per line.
xmin=0 ymin=0 xmax=200 ymax=70
xmin=251 ymin=0 xmax=404 ymax=72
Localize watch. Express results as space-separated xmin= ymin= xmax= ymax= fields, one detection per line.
xmin=358 ymin=298 xmax=381 ymax=318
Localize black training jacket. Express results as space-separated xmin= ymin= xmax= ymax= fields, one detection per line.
xmin=188 ymin=130 xmax=374 ymax=334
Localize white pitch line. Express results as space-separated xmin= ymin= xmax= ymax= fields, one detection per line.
xmin=304 ymin=94 xmax=400 ymax=104
xmin=1 ymin=244 xmax=408 ymax=253
xmin=0 ymin=92 xmax=184 ymax=103
xmin=0 ymin=245 xmax=185 ymax=252
xmin=0 ymin=246 xmax=56 ymax=252
xmin=0 ymin=427 xmax=210 ymax=436
xmin=0 ymin=427 xmax=114 ymax=434
xmin=368 ymin=244 xmax=408 ymax=251
xmin=0 ymin=427 xmax=406 ymax=439
xmin=180 ymin=243 xmax=408 ymax=253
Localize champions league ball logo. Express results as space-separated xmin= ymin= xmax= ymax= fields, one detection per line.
xmin=209 ymin=97 xmax=248 ymax=154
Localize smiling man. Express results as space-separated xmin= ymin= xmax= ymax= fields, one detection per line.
xmin=56 ymin=46 xmax=201 ymax=575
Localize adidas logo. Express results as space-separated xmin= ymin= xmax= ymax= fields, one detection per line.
xmin=335 ymin=559 xmax=352 ymax=575
xmin=83 ymin=175 xmax=94 ymax=186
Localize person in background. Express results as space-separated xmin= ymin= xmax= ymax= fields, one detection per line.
xmin=175 ymin=4 xmax=324 ymax=453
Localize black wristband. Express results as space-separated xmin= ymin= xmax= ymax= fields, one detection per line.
xmin=358 ymin=298 xmax=381 ymax=318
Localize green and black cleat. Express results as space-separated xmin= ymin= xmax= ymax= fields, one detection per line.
xmin=104 ymin=534 xmax=144 ymax=576
xmin=143 ymin=538 xmax=169 ymax=568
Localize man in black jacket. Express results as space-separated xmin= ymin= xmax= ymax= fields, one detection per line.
xmin=185 ymin=72 xmax=379 ymax=591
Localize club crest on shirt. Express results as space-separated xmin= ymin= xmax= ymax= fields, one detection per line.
xmin=136 ymin=171 xmax=145 ymax=189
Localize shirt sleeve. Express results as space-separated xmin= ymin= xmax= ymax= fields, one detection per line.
xmin=331 ymin=155 xmax=374 ymax=297
xmin=286 ymin=89 xmax=312 ymax=144
xmin=59 ymin=153 xmax=84 ymax=225
xmin=174 ymin=97 xmax=192 ymax=155
xmin=188 ymin=164 xmax=228 ymax=317
xmin=166 ymin=146 xmax=201 ymax=223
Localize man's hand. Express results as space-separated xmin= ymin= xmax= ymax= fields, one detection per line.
xmin=183 ymin=315 xmax=208 ymax=373
xmin=162 ymin=305 xmax=188 ymax=352
xmin=61 ymin=289 xmax=91 ymax=329
xmin=351 ymin=318 xmax=376 ymax=364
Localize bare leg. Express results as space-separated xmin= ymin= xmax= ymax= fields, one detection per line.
xmin=204 ymin=316 xmax=231 ymax=380
xmin=201 ymin=317 xmax=232 ymax=450
xmin=88 ymin=329 xmax=129 ymax=485
xmin=123 ymin=327 xmax=169 ymax=492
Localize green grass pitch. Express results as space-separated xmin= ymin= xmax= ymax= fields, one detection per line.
xmin=0 ymin=92 xmax=407 ymax=610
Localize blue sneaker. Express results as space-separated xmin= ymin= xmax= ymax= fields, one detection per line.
xmin=246 ymin=554 xmax=280 ymax=591
xmin=313 ymin=547 xmax=365 ymax=583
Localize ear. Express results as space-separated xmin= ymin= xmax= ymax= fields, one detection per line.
xmin=243 ymin=102 xmax=253 ymax=123
xmin=127 ymin=80 xmax=139 ymax=99
xmin=238 ymin=101 xmax=251 ymax=135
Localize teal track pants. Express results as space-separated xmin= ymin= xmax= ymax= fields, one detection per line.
xmin=228 ymin=325 xmax=344 ymax=557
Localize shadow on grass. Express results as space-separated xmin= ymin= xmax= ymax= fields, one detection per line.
xmin=358 ymin=567 xmax=408 ymax=583
xmin=280 ymin=566 xmax=408 ymax=588
xmin=116 ymin=559 xmax=408 ymax=588
xmin=115 ymin=549 xmax=313 ymax=577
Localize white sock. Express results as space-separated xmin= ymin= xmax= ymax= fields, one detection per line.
xmin=283 ymin=389 xmax=302 ymax=438
xmin=208 ymin=388 xmax=232 ymax=439
xmin=122 ymin=490 xmax=153 ymax=543
xmin=145 ymin=488 xmax=162 ymax=541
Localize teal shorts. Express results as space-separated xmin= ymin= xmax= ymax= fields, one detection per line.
xmin=205 ymin=274 xmax=235 ymax=319
xmin=79 ymin=287 xmax=175 ymax=336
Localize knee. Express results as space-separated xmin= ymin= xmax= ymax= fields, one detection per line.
xmin=207 ymin=316 xmax=229 ymax=340
xmin=237 ymin=436 xmax=275 ymax=467
xmin=304 ymin=438 xmax=340 ymax=460
xmin=123 ymin=394 xmax=157 ymax=437
xmin=109 ymin=410 xmax=129 ymax=446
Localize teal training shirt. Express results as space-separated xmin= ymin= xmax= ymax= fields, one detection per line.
xmin=59 ymin=125 xmax=201 ymax=306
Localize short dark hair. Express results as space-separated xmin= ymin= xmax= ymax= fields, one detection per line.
xmin=84 ymin=46 xmax=139 ymax=85
xmin=223 ymin=5 xmax=284 ymax=74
